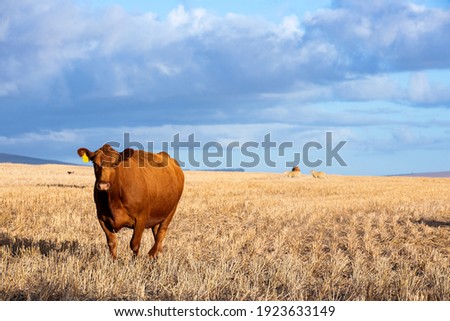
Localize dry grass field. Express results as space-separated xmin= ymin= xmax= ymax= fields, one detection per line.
xmin=0 ymin=163 xmax=449 ymax=300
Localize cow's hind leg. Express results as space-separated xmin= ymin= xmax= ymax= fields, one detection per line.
xmin=149 ymin=206 xmax=177 ymax=258
xmin=152 ymin=224 xmax=160 ymax=240
xmin=99 ymin=220 xmax=117 ymax=259
xmin=130 ymin=219 xmax=146 ymax=257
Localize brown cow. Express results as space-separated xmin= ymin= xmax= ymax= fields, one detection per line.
xmin=285 ymin=166 xmax=301 ymax=178
xmin=77 ymin=144 xmax=184 ymax=259
xmin=310 ymin=170 xmax=326 ymax=179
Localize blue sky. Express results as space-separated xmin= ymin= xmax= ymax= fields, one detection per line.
xmin=1 ymin=0 xmax=450 ymax=175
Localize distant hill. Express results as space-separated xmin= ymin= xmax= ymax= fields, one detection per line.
xmin=185 ymin=168 xmax=245 ymax=172
xmin=207 ymin=168 xmax=245 ymax=172
xmin=0 ymin=153 xmax=74 ymax=165
xmin=196 ymin=167 xmax=245 ymax=172
xmin=387 ymin=171 xmax=450 ymax=178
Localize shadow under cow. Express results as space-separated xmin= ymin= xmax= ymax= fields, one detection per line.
xmin=0 ymin=233 xmax=80 ymax=256
xmin=412 ymin=219 xmax=450 ymax=228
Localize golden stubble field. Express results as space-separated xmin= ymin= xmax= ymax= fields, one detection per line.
xmin=0 ymin=163 xmax=449 ymax=300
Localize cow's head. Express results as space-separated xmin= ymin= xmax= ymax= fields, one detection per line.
xmin=77 ymin=144 xmax=134 ymax=191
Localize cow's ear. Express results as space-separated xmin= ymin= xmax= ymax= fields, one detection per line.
xmin=121 ymin=148 xmax=134 ymax=161
xmin=77 ymin=148 xmax=93 ymax=162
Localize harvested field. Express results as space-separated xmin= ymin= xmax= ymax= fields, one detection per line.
xmin=0 ymin=164 xmax=449 ymax=300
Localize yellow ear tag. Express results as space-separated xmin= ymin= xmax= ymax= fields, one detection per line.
xmin=81 ymin=154 xmax=89 ymax=163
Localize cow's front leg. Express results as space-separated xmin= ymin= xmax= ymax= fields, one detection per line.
xmin=130 ymin=219 xmax=146 ymax=257
xmin=98 ymin=219 xmax=117 ymax=259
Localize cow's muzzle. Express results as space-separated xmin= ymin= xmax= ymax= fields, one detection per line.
xmin=96 ymin=181 xmax=111 ymax=191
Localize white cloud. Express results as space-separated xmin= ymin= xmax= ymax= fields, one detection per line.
xmin=409 ymin=72 xmax=432 ymax=103
xmin=1 ymin=117 xmax=449 ymax=174
xmin=1 ymin=0 xmax=450 ymax=106
xmin=0 ymin=130 xmax=79 ymax=145
xmin=262 ymin=71 xmax=450 ymax=107
xmin=0 ymin=82 xmax=18 ymax=96
xmin=303 ymin=0 xmax=450 ymax=77
xmin=277 ymin=15 xmax=304 ymax=40
xmin=334 ymin=75 xmax=404 ymax=101
xmin=408 ymin=72 xmax=450 ymax=105
xmin=152 ymin=62 xmax=181 ymax=77
xmin=0 ymin=17 xmax=9 ymax=41
xmin=167 ymin=5 xmax=213 ymax=34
